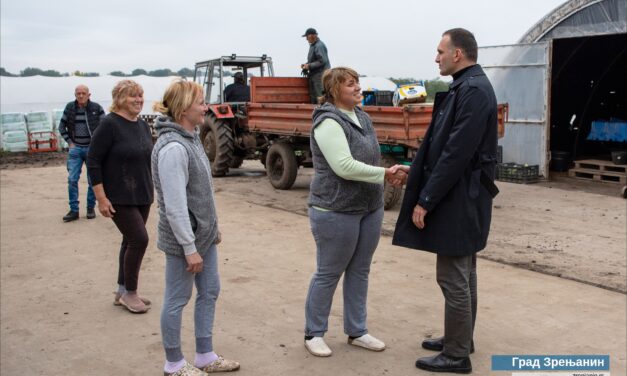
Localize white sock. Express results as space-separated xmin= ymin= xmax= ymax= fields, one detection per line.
xmin=195 ymin=351 xmax=219 ymax=368
xmin=164 ymin=358 xmax=187 ymax=373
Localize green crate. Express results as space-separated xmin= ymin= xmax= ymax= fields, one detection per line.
xmin=496 ymin=163 xmax=539 ymax=184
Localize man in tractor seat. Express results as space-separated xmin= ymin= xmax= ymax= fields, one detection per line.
xmin=224 ymin=72 xmax=250 ymax=102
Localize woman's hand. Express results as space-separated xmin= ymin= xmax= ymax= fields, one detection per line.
xmin=215 ymin=231 xmax=222 ymax=245
xmin=92 ymin=183 xmax=115 ymax=217
xmin=97 ymin=197 xmax=116 ymax=218
xmin=185 ymin=252 xmax=203 ymax=274
xmin=385 ymin=164 xmax=409 ymax=187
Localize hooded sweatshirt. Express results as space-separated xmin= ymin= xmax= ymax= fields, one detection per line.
xmin=151 ymin=117 xmax=218 ymax=256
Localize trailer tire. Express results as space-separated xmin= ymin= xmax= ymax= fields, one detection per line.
xmin=201 ymin=114 xmax=234 ymax=177
xmin=381 ymin=154 xmax=403 ymax=210
xmin=266 ymin=143 xmax=298 ymax=190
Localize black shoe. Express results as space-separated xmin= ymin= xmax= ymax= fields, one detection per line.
xmin=86 ymin=208 xmax=96 ymax=219
xmin=416 ymin=353 xmax=472 ymax=374
xmin=63 ymin=211 xmax=79 ymax=222
xmin=422 ymin=336 xmax=475 ymax=354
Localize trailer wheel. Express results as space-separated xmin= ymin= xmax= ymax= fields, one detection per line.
xmin=381 ymin=154 xmax=403 ymax=210
xmin=266 ymin=143 xmax=298 ymax=189
xmin=200 ymin=114 xmax=234 ymax=177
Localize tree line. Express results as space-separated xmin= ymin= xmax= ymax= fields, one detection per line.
xmin=0 ymin=67 xmax=195 ymax=78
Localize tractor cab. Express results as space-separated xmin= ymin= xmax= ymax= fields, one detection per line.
xmin=194 ymin=55 xmax=274 ymax=105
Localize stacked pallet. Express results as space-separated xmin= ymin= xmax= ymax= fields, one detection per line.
xmin=568 ymin=159 xmax=627 ymax=184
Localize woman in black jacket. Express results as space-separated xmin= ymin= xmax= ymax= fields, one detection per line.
xmin=87 ymin=80 xmax=154 ymax=314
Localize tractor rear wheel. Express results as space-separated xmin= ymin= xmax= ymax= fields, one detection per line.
xmin=266 ymin=143 xmax=298 ymax=190
xmin=381 ymin=154 xmax=403 ymax=210
xmin=200 ymin=114 xmax=234 ymax=177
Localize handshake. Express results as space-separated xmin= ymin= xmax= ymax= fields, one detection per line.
xmin=384 ymin=164 xmax=410 ymax=187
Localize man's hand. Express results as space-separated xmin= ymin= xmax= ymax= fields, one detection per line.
xmin=97 ymin=197 xmax=116 ymax=218
xmin=301 ymin=63 xmax=309 ymax=70
xmin=412 ymin=204 xmax=428 ymax=229
xmin=185 ymin=252 xmax=203 ymax=274
xmin=385 ymin=164 xmax=409 ymax=187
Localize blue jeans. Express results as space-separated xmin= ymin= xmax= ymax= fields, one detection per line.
xmin=305 ymin=206 xmax=384 ymax=337
xmin=161 ymin=245 xmax=220 ymax=362
xmin=66 ymin=145 xmax=95 ymax=212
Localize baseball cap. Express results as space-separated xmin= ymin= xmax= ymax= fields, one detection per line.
xmin=302 ymin=28 xmax=317 ymax=37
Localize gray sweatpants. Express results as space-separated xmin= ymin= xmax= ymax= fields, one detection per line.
xmin=305 ymin=206 xmax=384 ymax=337
xmin=161 ymin=245 xmax=220 ymax=362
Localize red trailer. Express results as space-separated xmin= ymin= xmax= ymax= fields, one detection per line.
xmin=195 ymin=57 xmax=508 ymax=209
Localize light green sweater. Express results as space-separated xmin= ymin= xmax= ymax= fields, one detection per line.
xmin=313 ymin=108 xmax=385 ymax=184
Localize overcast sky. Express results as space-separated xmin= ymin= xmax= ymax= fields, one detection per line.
xmin=1 ymin=0 xmax=566 ymax=80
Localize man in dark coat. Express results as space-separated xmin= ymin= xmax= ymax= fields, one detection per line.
xmin=392 ymin=28 xmax=499 ymax=374
xmin=301 ymin=27 xmax=330 ymax=104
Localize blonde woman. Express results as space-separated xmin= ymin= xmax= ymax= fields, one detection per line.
xmin=152 ymin=79 xmax=240 ymax=375
xmin=87 ymin=80 xmax=153 ymax=314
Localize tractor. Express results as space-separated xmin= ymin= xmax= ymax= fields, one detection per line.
xmin=193 ymin=55 xmax=275 ymax=176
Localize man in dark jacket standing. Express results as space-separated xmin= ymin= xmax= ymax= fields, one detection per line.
xmin=392 ymin=28 xmax=498 ymax=374
xmin=58 ymin=85 xmax=105 ymax=222
xmin=301 ymin=28 xmax=330 ymax=104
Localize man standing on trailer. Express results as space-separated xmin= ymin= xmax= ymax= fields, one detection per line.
xmin=301 ymin=28 xmax=331 ymax=104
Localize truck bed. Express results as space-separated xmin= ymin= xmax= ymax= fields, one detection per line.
xmin=247 ymin=77 xmax=506 ymax=149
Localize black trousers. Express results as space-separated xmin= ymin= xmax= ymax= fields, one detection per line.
xmin=308 ymin=72 xmax=324 ymax=104
xmin=111 ymin=204 xmax=151 ymax=292
xmin=436 ymin=253 xmax=477 ymax=357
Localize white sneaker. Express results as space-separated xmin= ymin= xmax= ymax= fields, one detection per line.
xmin=348 ymin=334 xmax=386 ymax=351
xmin=304 ymin=337 xmax=332 ymax=357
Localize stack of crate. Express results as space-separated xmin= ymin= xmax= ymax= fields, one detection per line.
xmin=0 ymin=113 xmax=29 ymax=152
xmin=52 ymin=109 xmax=68 ymax=150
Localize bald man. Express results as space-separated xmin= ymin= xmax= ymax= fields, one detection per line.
xmin=58 ymin=85 xmax=105 ymax=222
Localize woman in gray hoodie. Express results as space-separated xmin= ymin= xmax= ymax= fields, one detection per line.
xmin=152 ymin=79 xmax=240 ymax=376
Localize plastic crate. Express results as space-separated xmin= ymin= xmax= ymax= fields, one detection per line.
xmin=28 ymin=131 xmax=58 ymax=153
xmin=497 ymin=145 xmax=503 ymax=164
xmin=496 ymin=163 xmax=539 ymax=184
xmin=374 ymin=91 xmax=394 ymax=106
xmin=362 ymin=90 xmax=394 ymax=106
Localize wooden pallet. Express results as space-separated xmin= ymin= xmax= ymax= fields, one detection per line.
xmin=573 ymin=159 xmax=627 ymax=174
xmin=568 ymin=168 xmax=627 ymax=184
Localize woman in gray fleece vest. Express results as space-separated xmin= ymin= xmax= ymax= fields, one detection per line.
xmin=152 ymin=80 xmax=240 ymax=376
xmin=304 ymin=67 xmax=406 ymax=357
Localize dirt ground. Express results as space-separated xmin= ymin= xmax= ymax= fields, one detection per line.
xmin=1 ymin=161 xmax=626 ymax=375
